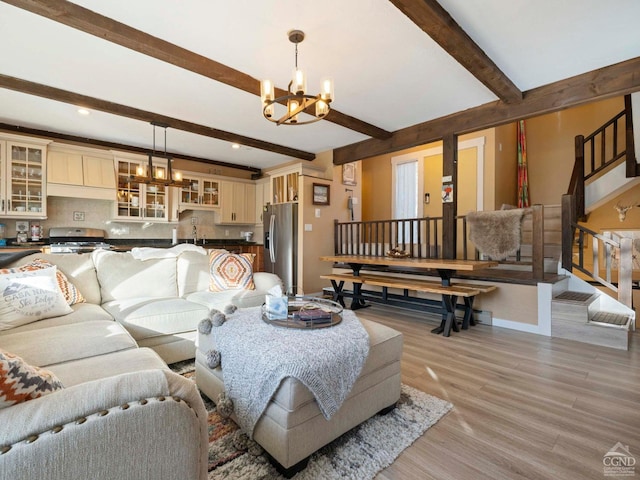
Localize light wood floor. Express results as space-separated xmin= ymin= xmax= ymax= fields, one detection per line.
xmin=355 ymin=305 xmax=640 ymax=480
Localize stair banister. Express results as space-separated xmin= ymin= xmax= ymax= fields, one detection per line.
xmin=618 ymin=236 xmax=633 ymax=308
xmin=561 ymin=194 xmax=634 ymax=309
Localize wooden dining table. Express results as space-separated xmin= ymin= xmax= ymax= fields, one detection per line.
xmin=320 ymin=255 xmax=498 ymax=335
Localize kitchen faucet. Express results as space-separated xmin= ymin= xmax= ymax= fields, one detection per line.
xmin=192 ymin=225 xmax=197 ymax=244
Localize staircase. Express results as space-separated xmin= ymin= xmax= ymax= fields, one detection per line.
xmin=551 ymin=285 xmax=634 ymax=350
xmin=555 ymin=95 xmax=638 ymax=350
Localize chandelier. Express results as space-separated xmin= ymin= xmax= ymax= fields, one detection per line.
xmin=260 ymin=30 xmax=334 ymax=125
xmin=128 ymin=122 xmax=189 ymax=188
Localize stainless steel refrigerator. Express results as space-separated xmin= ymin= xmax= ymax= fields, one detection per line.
xmin=263 ymin=203 xmax=298 ymax=290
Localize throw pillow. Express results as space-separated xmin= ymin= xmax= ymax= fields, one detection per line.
xmin=0 ymin=349 xmax=63 ymax=409
xmin=0 ymin=267 xmax=73 ymax=331
xmin=209 ymin=249 xmax=256 ymax=292
xmin=0 ymin=258 xmax=85 ymax=305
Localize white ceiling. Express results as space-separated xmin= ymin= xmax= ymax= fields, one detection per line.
xmin=0 ymin=0 xmax=639 ymax=170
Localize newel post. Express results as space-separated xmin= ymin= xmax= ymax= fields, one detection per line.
xmin=531 ymin=204 xmax=544 ymax=281
xmin=574 ymin=135 xmax=586 ymax=220
xmin=442 ymin=134 xmax=458 ymax=259
xmin=561 ymin=194 xmax=575 ymax=272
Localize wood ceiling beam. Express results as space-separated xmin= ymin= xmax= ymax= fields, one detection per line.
xmin=389 ymin=0 xmax=522 ymax=104
xmin=334 ymin=56 xmax=640 ymax=164
xmin=0 ymin=74 xmax=316 ymax=162
xmin=0 ymin=122 xmax=261 ymax=173
xmin=2 ymin=0 xmax=392 ymax=140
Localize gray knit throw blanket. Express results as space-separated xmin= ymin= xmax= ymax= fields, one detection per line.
xmin=213 ymin=306 xmax=370 ymax=438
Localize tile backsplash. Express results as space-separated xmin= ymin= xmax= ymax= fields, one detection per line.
xmin=1 ymin=197 xmax=262 ymax=242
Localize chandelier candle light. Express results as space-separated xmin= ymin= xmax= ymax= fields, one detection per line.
xmin=128 ymin=122 xmax=190 ymax=188
xmin=261 ymin=30 xmax=334 ymax=125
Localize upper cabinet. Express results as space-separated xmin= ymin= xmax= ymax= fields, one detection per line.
xmin=268 ymin=163 xmax=326 ymax=205
xmin=47 ymin=146 xmax=116 ymax=200
xmin=272 ymin=171 xmax=299 ymax=204
xmin=219 ymin=181 xmax=256 ymax=224
xmin=114 ymin=155 xmax=173 ymax=222
xmin=176 ymin=173 xmax=220 ymax=212
xmin=254 ymin=177 xmax=270 ymax=225
xmin=0 ymin=135 xmax=49 ymax=218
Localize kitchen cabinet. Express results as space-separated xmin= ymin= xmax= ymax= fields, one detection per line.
xmin=268 ymin=163 xmax=325 ymax=205
xmin=113 ymin=156 xmax=173 ymax=222
xmin=219 ymin=181 xmax=256 ymax=224
xmin=254 ymin=177 xmax=270 ymax=225
xmin=271 ymin=171 xmax=299 ymax=204
xmin=176 ymin=173 xmax=220 ymax=212
xmin=242 ymin=244 xmax=265 ymax=272
xmin=0 ymin=135 xmax=50 ymax=218
xmin=47 ymin=147 xmax=116 ymax=200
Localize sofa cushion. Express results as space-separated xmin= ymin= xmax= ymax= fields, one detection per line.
xmin=0 ymin=320 xmax=138 ymax=367
xmin=0 ymin=258 xmax=85 ymax=305
xmin=0 ymin=303 xmax=113 ymax=337
xmin=176 ymin=250 xmax=210 ymax=297
xmin=93 ymin=250 xmax=178 ymax=302
xmin=0 ymin=267 xmax=73 ymax=331
xmin=209 ymin=249 xmax=255 ymax=292
xmin=48 ymin=347 xmax=167 ymax=387
xmin=102 ymin=297 xmax=209 ymax=341
xmin=0 ymin=348 xmax=64 ymax=409
xmin=184 ymin=290 xmax=238 ymax=311
xmin=11 ymin=253 xmax=102 ymax=305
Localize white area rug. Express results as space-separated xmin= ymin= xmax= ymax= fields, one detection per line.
xmin=172 ymin=361 xmax=452 ymax=480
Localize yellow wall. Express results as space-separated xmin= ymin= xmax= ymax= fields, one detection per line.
xmin=299 ymin=152 xmax=365 ymax=294
xmin=494 ymin=123 xmax=518 ymax=208
xmin=361 ymin=97 xmax=626 ymax=219
xmin=525 ymin=96 xmax=624 ymax=205
xmin=362 ymin=128 xmax=500 ymax=220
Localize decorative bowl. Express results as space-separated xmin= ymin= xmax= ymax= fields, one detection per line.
xmin=386 ymin=248 xmax=411 ymax=258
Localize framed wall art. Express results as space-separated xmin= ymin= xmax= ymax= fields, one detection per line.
xmin=312 ymin=183 xmax=330 ymax=205
xmin=342 ymin=163 xmax=357 ymax=186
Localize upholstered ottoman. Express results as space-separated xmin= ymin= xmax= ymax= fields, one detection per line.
xmin=195 ymin=315 xmax=403 ymax=476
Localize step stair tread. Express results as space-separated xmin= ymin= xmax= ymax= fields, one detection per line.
xmin=589 ymin=311 xmax=630 ymax=328
xmin=553 ymin=291 xmax=598 ymax=304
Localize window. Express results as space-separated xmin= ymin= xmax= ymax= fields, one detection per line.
xmin=393 ymin=159 xmax=418 ymax=220
xmin=391 ymin=156 xmax=423 ymax=243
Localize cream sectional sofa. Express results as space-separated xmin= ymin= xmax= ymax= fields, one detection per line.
xmin=0 ymin=247 xmax=281 ymax=480
xmin=2 ymin=248 xmax=282 ymax=363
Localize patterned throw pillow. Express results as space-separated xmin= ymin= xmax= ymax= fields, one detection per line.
xmin=209 ymin=249 xmax=256 ymax=292
xmin=0 ymin=258 xmax=85 ymax=305
xmin=0 ymin=349 xmax=63 ymax=409
xmin=0 ymin=267 xmax=74 ymax=331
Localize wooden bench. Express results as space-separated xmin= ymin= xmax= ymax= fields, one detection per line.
xmin=359 ymin=276 xmax=496 ymax=325
xmin=321 ymin=272 xmax=497 ymax=336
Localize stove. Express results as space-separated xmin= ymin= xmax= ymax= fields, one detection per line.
xmin=49 ymin=227 xmax=113 ymax=254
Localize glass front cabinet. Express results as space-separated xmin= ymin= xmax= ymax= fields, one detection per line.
xmin=114 ymin=156 xmax=174 ymax=222
xmin=0 ymin=136 xmax=49 ymax=218
xmin=176 ymin=173 xmax=220 ymax=212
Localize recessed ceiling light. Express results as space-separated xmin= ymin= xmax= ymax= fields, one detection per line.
xmin=77 ymin=108 xmax=90 ymax=115
xmin=231 ymin=143 xmax=240 ymax=149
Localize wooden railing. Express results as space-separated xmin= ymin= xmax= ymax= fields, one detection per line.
xmin=568 ymin=94 xmax=635 ymax=220
xmin=334 ymin=205 xmax=546 ymax=281
xmin=561 ymin=194 xmax=633 ymax=308
xmin=334 ymin=216 xmax=464 ymax=259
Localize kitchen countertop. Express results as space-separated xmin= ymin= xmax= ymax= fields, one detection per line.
xmin=0 ymin=239 xmax=263 ymax=252
xmin=108 ymin=239 xmax=262 ymax=252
